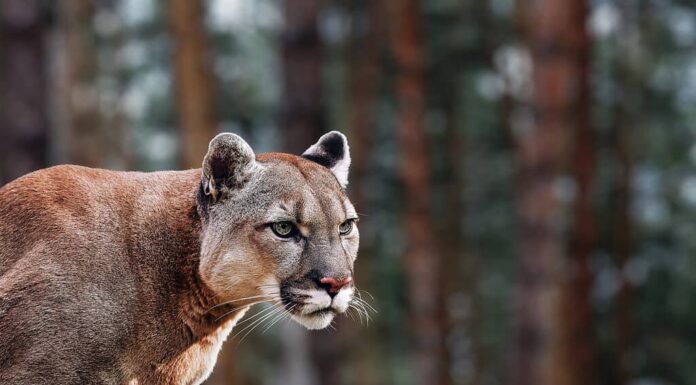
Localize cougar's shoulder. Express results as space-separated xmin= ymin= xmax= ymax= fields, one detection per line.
xmin=0 ymin=165 xmax=199 ymax=275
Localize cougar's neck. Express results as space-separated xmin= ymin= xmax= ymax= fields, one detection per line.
xmin=149 ymin=169 xmax=246 ymax=338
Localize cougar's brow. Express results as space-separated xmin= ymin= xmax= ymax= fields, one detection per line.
xmin=276 ymin=156 xmax=348 ymax=226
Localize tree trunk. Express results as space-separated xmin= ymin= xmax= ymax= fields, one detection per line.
xmin=512 ymin=1 xmax=594 ymax=385
xmin=441 ymin=95 xmax=466 ymax=385
xmin=60 ymin=0 xmax=102 ymax=167
xmin=0 ymin=0 xmax=50 ymax=185
xmin=96 ymin=0 xmax=130 ymax=170
xmin=613 ymin=3 xmax=639 ymax=381
xmin=167 ymin=0 xmax=218 ymax=169
xmin=348 ymin=0 xmax=380 ymax=210
xmin=614 ymin=105 xmax=633 ymax=385
xmin=280 ymin=0 xmax=325 ymax=154
xmin=387 ymin=1 xmax=446 ymax=384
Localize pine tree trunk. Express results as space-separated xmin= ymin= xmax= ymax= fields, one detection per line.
xmin=0 ymin=0 xmax=50 ymax=185
xmin=613 ymin=3 xmax=639 ymax=381
xmin=280 ymin=0 xmax=325 ymax=154
xmin=61 ymin=0 xmax=102 ymax=167
xmin=441 ymin=96 xmax=465 ymax=385
xmin=97 ymin=1 xmax=130 ymax=170
xmin=167 ymin=0 xmax=218 ymax=169
xmin=614 ymin=109 xmax=632 ymax=385
xmin=348 ymin=0 xmax=380 ymax=210
xmin=387 ymin=1 xmax=446 ymax=384
xmin=512 ymin=1 xmax=594 ymax=385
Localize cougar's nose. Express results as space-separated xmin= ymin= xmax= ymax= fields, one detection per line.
xmin=318 ymin=276 xmax=353 ymax=297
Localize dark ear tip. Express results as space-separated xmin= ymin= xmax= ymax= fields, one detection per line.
xmin=320 ymin=132 xmax=347 ymax=158
xmin=301 ymin=131 xmax=351 ymax=187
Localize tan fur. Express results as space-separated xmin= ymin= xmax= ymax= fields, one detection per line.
xmin=0 ymin=132 xmax=359 ymax=385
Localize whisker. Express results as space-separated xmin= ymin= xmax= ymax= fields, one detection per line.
xmin=261 ymin=304 xmax=296 ymax=334
xmin=258 ymin=308 xmax=289 ymax=335
xmin=207 ymin=293 xmax=278 ymax=313
xmin=231 ymin=302 xmax=280 ymax=326
xmin=354 ymin=297 xmax=377 ymax=314
xmin=344 ymin=307 xmax=357 ymax=323
xmin=349 ymin=304 xmax=365 ymax=325
xmin=256 ymin=284 xmax=280 ymax=289
xmin=213 ymin=299 xmax=275 ymax=322
xmin=357 ymin=288 xmax=376 ymax=302
xmin=233 ymin=304 xmax=285 ymax=344
xmin=353 ymin=291 xmax=377 ymax=315
xmin=351 ymin=300 xmax=371 ymax=325
xmin=232 ymin=309 xmax=281 ymax=344
xmin=236 ymin=308 xmax=283 ymax=344
xmin=354 ymin=290 xmax=378 ymax=313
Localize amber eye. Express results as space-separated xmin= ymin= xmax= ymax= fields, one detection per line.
xmin=339 ymin=219 xmax=354 ymax=235
xmin=272 ymin=221 xmax=297 ymax=238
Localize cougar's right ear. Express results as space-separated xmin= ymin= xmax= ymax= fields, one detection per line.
xmin=201 ymin=133 xmax=257 ymax=203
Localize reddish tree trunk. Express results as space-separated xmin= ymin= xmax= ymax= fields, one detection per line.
xmin=0 ymin=0 xmax=50 ymax=184
xmin=512 ymin=1 xmax=594 ymax=385
xmin=348 ymin=0 xmax=380 ymax=210
xmin=387 ymin=1 xmax=447 ymax=384
xmin=168 ymin=0 xmax=218 ymax=169
xmin=61 ymin=0 xmax=102 ymax=167
xmin=280 ymin=0 xmax=325 ymax=154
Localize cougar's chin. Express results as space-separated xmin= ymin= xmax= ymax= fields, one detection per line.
xmin=291 ymin=309 xmax=336 ymax=330
xmin=280 ymin=285 xmax=354 ymax=330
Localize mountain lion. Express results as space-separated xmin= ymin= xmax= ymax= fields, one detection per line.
xmin=0 ymin=132 xmax=360 ymax=385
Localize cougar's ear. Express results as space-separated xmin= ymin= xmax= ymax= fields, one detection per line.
xmin=201 ymin=133 xmax=257 ymax=202
xmin=302 ymin=131 xmax=351 ymax=188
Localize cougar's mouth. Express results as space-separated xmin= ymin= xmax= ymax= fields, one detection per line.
xmin=305 ymin=307 xmax=335 ymax=316
xmin=279 ymin=285 xmax=353 ymax=330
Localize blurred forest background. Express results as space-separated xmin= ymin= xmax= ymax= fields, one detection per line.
xmin=1 ymin=0 xmax=695 ymax=384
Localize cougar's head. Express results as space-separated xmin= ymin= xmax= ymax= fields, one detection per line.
xmin=197 ymin=132 xmax=359 ymax=330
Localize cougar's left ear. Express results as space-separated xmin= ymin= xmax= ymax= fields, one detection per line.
xmin=302 ymin=131 xmax=351 ymax=188
xmin=201 ymin=133 xmax=257 ymax=202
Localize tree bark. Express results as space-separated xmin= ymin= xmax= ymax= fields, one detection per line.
xmin=387 ymin=1 xmax=447 ymax=384
xmin=60 ymin=0 xmax=103 ymax=167
xmin=512 ymin=1 xmax=594 ymax=385
xmin=613 ymin=3 xmax=639 ymax=381
xmin=280 ymin=0 xmax=325 ymax=154
xmin=0 ymin=0 xmax=50 ymax=185
xmin=348 ymin=0 xmax=380 ymax=210
xmin=167 ymin=0 xmax=218 ymax=169
xmin=613 ymin=105 xmax=633 ymax=385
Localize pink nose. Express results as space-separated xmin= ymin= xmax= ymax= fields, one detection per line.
xmin=319 ymin=276 xmax=353 ymax=294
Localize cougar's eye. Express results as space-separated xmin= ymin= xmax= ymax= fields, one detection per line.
xmin=339 ymin=219 xmax=354 ymax=236
xmin=271 ymin=221 xmax=297 ymax=238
